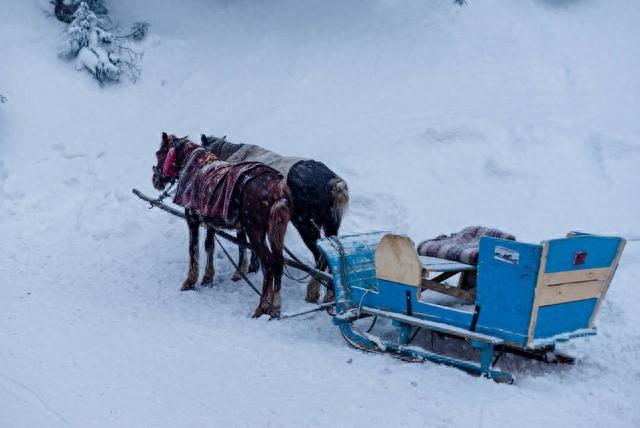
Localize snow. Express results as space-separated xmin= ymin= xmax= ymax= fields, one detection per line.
xmin=1 ymin=0 xmax=639 ymax=426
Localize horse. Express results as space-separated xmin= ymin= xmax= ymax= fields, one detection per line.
xmin=201 ymin=134 xmax=349 ymax=304
xmin=152 ymin=133 xmax=292 ymax=318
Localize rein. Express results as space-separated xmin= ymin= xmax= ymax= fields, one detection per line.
xmin=152 ymin=181 xmax=176 ymax=205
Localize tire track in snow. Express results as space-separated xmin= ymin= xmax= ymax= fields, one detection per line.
xmin=0 ymin=373 xmax=71 ymax=428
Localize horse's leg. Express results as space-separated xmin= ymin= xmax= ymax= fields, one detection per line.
xmin=319 ymin=220 xmax=340 ymax=303
xmin=294 ymin=219 xmax=323 ymax=304
xmin=269 ymin=240 xmax=284 ymax=319
xmin=241 ymin=173 xmax=290 ymax=318
xmin=247 ymin=229 xmax=274 ymax=318
xmin=248 ymin=249 xmax=260 ymax=274
xmin=231 ymin=230 xmax=251 ymax=282
xmin=181 ymin=209 xmax=200 ymax=291
xmin=201 ymin=227 xmax=215 ymax=286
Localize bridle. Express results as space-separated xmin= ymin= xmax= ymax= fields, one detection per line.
xmin=152 ymin=137 xmax=185 ymax=186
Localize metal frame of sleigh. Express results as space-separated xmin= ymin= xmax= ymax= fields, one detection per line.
xmin=317 ymin=230 xmax=626 ymax=383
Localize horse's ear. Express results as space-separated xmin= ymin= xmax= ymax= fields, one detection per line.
xmin=200 ymin=134 xmax=207 ymax=144
xmin=162 ymin=132 xmax=169 ymax=145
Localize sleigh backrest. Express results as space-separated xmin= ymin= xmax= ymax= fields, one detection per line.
xmin=475 ymin=233 xmax=625 ymax=347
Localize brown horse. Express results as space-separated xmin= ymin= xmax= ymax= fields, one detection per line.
xmin=152 ymin=133 xmax=292 ymax=318
xmin=202 ymin=135 xmax=349 ymax=304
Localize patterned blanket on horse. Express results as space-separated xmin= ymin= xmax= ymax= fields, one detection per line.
xmin=205 ymin=137 xmax=308 ymax=179
xmin=417 ymin=226 xmax=516 ymax=266
xmin=174 ymin=148 xmax=281 ymax=227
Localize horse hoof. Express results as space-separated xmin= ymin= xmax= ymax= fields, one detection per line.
xmin=180 ymin=284 xmax=195 ymax=291
xmin=269 ymin=308 xmax=281 ymax=320
xmin=252 ymin=309 xmax=266 ymax=319
xmin=305 ymin=296 xmax=319 ymax=304
xmin=306 ymin=280 xmax=321 ymax=304
xmin=201 ymin=277 xmax=214 ymax=287
xmin=231 ymin=272 xmax=242 ymax=282
xmin=322 ymin=291 xmax=335 ymax=304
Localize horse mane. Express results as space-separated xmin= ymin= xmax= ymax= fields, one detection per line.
xmin=202 ymin=135 xmax=244 ymax=161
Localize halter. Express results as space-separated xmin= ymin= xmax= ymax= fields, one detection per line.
xmin=153 ymin=137 xmax=185 ymax=184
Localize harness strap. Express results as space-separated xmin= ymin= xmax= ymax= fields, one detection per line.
xmin=214 ymin=233 xmax=262 ymax=297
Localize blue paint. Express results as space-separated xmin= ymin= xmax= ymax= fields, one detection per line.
xmin=474 ymin=238 xmax=541 ymax=346
xmin=393 ymin=321 xmax=413 ymax=345
xmin=317 ymin=232 xmax=384 ymax=313
xmin=318 ymin=230 xmax=624 ymax=380
xmin=544 ymin=235 xmax=622 ymax=273
xmin=534 ymin=298 xmax=598 ymax=339
xmin=375 ymin=279 xmax=474 ymax=329
xmin=338 ymin=320 xmax=514 ymax=383
xmin=471 ymin=340 xmax=495 ymax=371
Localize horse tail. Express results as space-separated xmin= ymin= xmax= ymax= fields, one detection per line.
xmin=328 ymin=177 xmax=349 ymax=233
xmin=268 ymin=179 xmax=292 ymax=256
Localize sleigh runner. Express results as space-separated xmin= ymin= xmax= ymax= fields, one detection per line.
xmin=317 ymin=231 xmax=625 ymax=383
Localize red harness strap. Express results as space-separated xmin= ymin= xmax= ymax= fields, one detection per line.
xmin=162 ymin=147 xmax=178 ymax=178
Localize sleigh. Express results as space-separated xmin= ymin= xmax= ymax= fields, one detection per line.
xmin=133 ymin=186 xmax=625 ymax=383
xmin=317 ymin=231 xmax=625 ymax=383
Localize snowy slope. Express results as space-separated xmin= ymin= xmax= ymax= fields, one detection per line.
xmin=1 ymin=0 xmax=639 ymax=426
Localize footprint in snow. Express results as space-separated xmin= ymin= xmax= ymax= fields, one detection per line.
xmin=50 ymin=143 xmax=87 ymax=160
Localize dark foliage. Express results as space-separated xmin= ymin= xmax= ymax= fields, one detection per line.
xmin=53 ymin=0 xmax=107 ymax=23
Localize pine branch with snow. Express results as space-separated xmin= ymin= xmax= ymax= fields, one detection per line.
xmin=57 ymin=1 xmax=147 ymax=85
xmin=54 ymin=0 xmax=107 ymax=23
xmin=122 ymin=22 xmax=150 ymax=42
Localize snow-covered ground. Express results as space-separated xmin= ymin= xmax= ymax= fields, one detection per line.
xmin=1 ymin=0 xmax=639 ymax=426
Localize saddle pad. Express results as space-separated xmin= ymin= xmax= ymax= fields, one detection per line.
xmin=417 ymin=226 xmax=516 ymax=266
xmin=174 ymin=148 xmax=281 ymax=228
xmin=227 ymin=144 xmax=308 ymax=179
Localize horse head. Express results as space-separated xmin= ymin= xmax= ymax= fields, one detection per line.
xmin=152 ymin=132 xmax=187 ymax=191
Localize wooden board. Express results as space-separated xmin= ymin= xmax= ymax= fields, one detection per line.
xmin=527 ymin=242 xmax=549 ymax=343
xmin=533 ymin=299 xmax=598 ymax=340
xmin=537 ymin=280 xmax=605 ymax=306
xmin=589 ymin=239 xmax=626 ymax=327
xmin=420 ymin=278 xmax=476 ymax=302
xmin=474 ymin=237 xmax=543 ymax=347
xmin=544 ymin=235 xmax=623 ymax=273
xmin=360 ymin=306 xmax=504 ymax=344
xmin=528 ymin=234 xmax=625 ymax=342
xmin=419 ymin=256 xmax=476 ymax=273
xmin=375 ymin=234 xmax=422 ymax=287
xmin=539 ymin=268 xmax=609 ymax=286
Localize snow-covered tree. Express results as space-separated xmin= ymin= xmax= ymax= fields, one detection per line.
xmin=57 ymin=1 xmax=148 ymax=85
xmin=54 ymin=0 xmax=107 ymax=24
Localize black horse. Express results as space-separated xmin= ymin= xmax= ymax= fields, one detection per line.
xmin=202 ymin=135 xmax=349 ymax=303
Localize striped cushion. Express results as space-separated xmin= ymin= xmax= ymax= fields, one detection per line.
xmin=417 ymin=226 xmax=516 ymax=266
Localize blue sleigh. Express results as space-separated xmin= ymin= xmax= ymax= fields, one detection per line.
xmin=317 ymin=231 xmax=625 ymax=383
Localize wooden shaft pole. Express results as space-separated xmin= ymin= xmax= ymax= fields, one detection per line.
xmin=132 ymin=188 xmax=333 ymax=285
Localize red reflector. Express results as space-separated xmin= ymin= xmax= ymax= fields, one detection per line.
xmin=574 ymin=251 xmax=587 ymax=265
